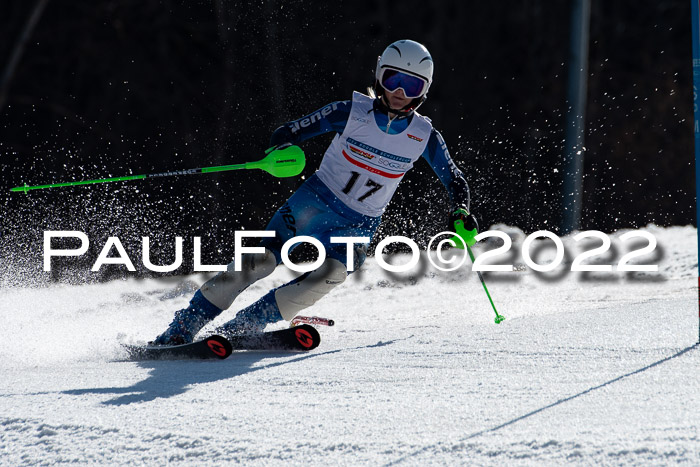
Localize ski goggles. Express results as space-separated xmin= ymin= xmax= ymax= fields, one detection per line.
xmin=379 ymin=68 xmax=428 ymax=99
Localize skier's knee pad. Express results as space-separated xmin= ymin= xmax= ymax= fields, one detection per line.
xmin=274 ymin=258 xmax=347 ymax=321
xmin=200 ymin=248 xmax=277 ymax=310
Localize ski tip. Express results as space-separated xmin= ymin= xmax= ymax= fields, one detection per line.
xmin=292 ymin=324 xmax=321 ymax=351
xmin=120 ymin=334 xmax=233 ymax=361
xmin=205 ymin=335 xmax=233 ymax=359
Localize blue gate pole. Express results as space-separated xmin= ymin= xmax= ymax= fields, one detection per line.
xmin=692 ymin=0 xmax=700 ymax=342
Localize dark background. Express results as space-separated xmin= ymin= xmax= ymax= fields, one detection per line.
xmin=0 ymin=1 xmax=693 ymax=283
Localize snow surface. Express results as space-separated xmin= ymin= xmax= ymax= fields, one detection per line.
xmin=1 ymin=225 xmax=699 ymax=465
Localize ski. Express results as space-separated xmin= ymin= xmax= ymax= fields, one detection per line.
xmin=227 ymin=324 xmax=321 ymax=351
xmin=123 ymin=325 xmax=320 ymax=361
xmin=123 ymin=334 xmax=232 ymax=361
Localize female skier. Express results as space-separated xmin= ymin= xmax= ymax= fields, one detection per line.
xmin=153 ymin=39 xmax=478 ymax=345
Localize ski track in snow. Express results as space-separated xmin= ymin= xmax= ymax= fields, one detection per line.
xmin=1 ymin=225 xmax=699 ymax=465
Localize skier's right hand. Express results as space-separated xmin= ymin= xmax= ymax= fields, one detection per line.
xmin=265 ymin=142 xmax=293 ymax=154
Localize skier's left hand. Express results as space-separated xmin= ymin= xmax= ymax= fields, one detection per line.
xmin=449 ymin=207 xmax=479 ymax=247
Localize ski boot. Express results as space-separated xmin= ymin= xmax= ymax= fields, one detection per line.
xmin=215 ymin=291 xmax=283 ymax=337
xmin=152 ymin=290 xmax=223 ymax=345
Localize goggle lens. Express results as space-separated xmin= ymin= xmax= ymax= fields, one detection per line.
xmin=380 ymin=68 xmax=427 ymax=99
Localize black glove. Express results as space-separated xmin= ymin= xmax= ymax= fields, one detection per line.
xmin=449 ymin=207 xmax=479 ymax=247
xmin=265 ymin=142 xmax=293 ymax=154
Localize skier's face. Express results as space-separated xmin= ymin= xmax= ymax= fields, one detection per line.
xmin=384 ymin=88 xmax=412 ymax=111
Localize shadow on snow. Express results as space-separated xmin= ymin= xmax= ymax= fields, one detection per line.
xmin=62 ymin=337 xmax=409 ymax=406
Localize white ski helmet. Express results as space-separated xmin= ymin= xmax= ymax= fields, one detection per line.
xmin=375 ymin=40 xmax=433 ymax=105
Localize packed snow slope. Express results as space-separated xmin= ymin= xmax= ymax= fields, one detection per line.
xmin=1 ymin=225 xmax=699 ymax=465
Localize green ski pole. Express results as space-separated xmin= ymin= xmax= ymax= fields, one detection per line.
xmin=466 ymin=243 xmax=505 ymax=324
xmin=10 ymin=144 xmax=305 ymax=193
xmin=452 ymin=219 xmax=505 ymax=324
